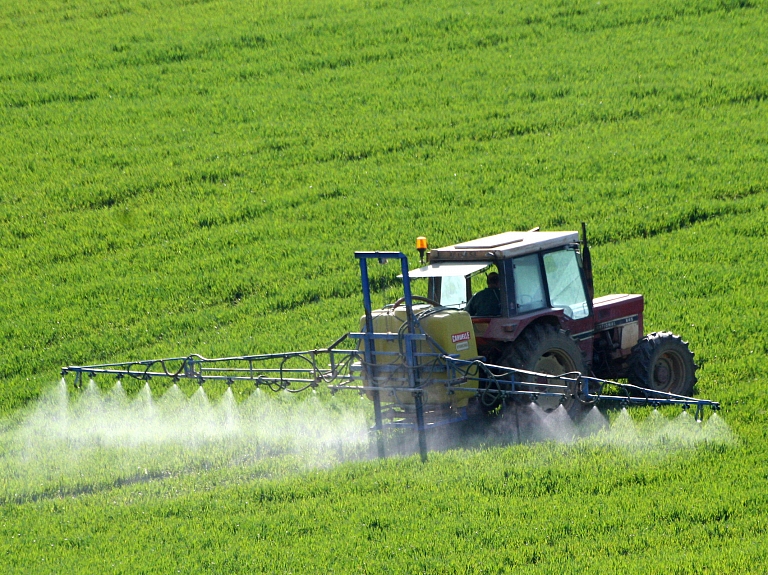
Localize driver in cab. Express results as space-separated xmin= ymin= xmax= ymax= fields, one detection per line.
xmin=466 ymin=272 xmax=501 ymax=317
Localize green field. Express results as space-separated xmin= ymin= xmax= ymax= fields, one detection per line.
xmin=2 ymin=0 xmax=768 ymax=572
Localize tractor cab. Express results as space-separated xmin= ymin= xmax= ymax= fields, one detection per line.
xmin=412 ymin=231 xmax=590 ymax=321
xmin=409 ymin=231 xmax=594 ymax=359
xmin=408 ymin=232 xmax=592 ymax=344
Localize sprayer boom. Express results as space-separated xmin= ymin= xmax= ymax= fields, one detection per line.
xmin=62 ymin=346 xmax=719 ymax=420
xmin=62 ymin=344 xmax=358 ymax=393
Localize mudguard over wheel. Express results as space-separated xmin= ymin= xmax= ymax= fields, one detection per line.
xmin=478 ymin=323 xmax=585 ymax=416
xmin=628 ymin=331 xmax=697 ymax=396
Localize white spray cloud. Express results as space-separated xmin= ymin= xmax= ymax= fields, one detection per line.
xmin=0 ymin=381 xmax=734 ymax=504
xmin=0 ymin=379 xmax=371 ymax=503
xmin=482 ymin=403 xmax=733 ymax=449
xmin=23 ymin=379 xmax=369 ymax=451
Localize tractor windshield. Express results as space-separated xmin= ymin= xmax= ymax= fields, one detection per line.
xmin=439 ymin=275 xmax=466 ymax=307
xmin=542 ymin=248 xmax=590 ymax=320
xmin=404 ymin=262 xmax=491 ymax=308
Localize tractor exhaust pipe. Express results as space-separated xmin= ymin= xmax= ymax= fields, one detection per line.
xmin=581 ymin=222 xmax=594 ymax=301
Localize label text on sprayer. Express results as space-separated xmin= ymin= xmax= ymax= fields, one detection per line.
xmin=451 ymin=331 xmax=471 ymax=343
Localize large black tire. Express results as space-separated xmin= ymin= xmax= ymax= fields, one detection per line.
xmin=628 ymin=332 xmax=697 ymax=396
xmin=490 ymin=323 xmax=586 ymax=417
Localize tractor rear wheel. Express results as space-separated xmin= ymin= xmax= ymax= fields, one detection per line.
xmin=628 ymin=332 xmax=697 ymax=396
xmin=493 ymin=323 xmax=586 ymax=417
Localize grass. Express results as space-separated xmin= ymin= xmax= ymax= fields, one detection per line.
xmin=2 ymin=438 xmax=765 ymax=574
xmin=1 ymin=0 xmax=767 ymax=572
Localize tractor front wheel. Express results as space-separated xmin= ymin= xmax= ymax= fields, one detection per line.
xmin=628 ymin=332 xmax=697 ymax=396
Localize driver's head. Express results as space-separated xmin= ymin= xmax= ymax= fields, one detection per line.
xmin=487 ymin=272 xmax=499 ymax=288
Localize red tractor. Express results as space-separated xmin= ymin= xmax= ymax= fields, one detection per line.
xmin=410 ymin=226 xmax=697 ymax=414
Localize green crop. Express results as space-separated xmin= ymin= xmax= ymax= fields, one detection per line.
xmin=1 ymin=0 xmax=767 ymax=572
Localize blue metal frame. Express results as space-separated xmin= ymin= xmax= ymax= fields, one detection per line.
xmin=354 ymin=252 xmax=428 ymax=461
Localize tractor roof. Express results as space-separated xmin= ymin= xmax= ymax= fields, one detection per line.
xmin=429 ymin=230 xmax=579 ymax=263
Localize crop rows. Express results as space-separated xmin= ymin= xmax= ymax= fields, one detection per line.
xmin=1 ymin=0 xmax=767 ymax=572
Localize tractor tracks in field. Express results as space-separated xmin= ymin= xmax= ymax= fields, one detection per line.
xmin=588 ymin=187 xmax=768 ymax=248
xmin=0 ymin=470 xmax=173 ymax=507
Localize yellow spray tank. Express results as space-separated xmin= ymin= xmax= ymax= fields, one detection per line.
xmin=359 ymin=303 xmax=479 ymax=410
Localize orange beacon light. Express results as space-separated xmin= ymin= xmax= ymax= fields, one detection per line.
xmin=416 ymin=236 xmax=428 ymax=265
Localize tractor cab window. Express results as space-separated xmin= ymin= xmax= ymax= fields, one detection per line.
xmin=512 ymin=254 xmax=547 ymax=313
xmin=439 ymin=274 xmax=466 ymax=307
xmin=406 ymin=262 xmax=490 ymax=309
xmin=543 ymin=248 xmax=590 ymax=320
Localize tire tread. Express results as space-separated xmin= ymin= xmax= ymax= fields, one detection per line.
xmin=628 ymin=331 xmax=697 ymax=395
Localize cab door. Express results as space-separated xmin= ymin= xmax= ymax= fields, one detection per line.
xmin=540 ymin=247 xmax=595 ymax=362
